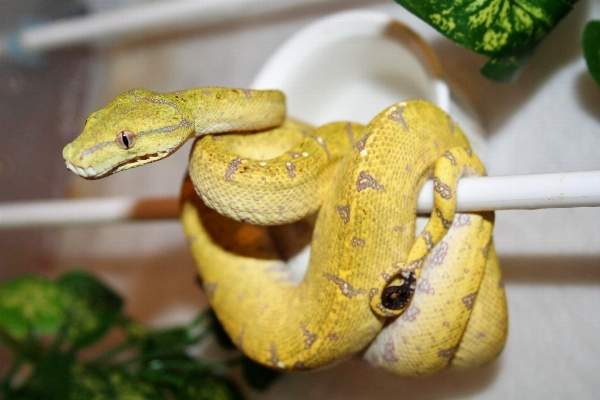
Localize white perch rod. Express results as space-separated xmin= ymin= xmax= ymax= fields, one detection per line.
xmin=1 ymin=170 xmax=599 ymax=229
xmin=0 ymin=0 xmax=322 ymax=57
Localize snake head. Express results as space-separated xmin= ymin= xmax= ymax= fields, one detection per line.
xmin=62 ymin=88 xmax=195 ymax=179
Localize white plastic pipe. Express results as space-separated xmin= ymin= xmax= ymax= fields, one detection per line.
xmin=1 ymin=170 xmax=599 ymax=229
xmin=1 ymin=0 xmax=324 ymax=57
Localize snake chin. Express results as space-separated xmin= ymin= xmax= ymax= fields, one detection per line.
xmin=64 ymin=150 xmax=169 ymax=179
xmin=65 ymin=160 xmax=102 ymax=179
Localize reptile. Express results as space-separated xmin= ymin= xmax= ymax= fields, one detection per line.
xmin=63 ymin=87 xmax=508 ymax=376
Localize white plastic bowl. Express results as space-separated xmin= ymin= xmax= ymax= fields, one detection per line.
xmin=252 ymin=9 xmax=486 ymax=155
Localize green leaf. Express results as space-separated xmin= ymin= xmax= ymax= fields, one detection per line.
xmin=583 ymin=20 xmax=600 ymax=88
xmin=393 ymin=0 xmax=579 ymax=82
xmin=68 ymin=365 xmax=165 ymax=400
xmin=0 ymin=276 xmax=66 ymax=341
xmin=175 ymin=373 xmax=243 ymax=400
xmin=241 ymin=356 xmax=280 ymax=391
xmin=10 ymin=351 xmax=77 ymax=400
xmin=58 ymin=270 xmax=124 ymax=349
xmin=106 ymin=369 xmax=165 ymax=400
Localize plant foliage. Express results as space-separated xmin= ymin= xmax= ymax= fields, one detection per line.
xmin=0 ymin=271 xmax=280 ymax=399
xmin=583 ymin=20 xmax=600 ymax=88
xmin=393 ymin=0 xmax=580 ymax=82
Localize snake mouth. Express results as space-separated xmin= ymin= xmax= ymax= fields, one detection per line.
xmin=64 ymin=150 xmax=169 ymax=179
xmin=64 ymin=159 xmax=115 ymax=179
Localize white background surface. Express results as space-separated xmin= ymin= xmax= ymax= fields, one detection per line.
xmin=5 ymin=0 xmax=600 ymax=398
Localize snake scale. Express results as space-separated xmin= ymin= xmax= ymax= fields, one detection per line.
xmin=63 ymin=87 xmax=508 ymax=377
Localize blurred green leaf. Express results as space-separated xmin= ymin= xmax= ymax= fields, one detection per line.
xmin=393 ymin=0 xmax=578 ymax=82
xmin=175 ymin=373 xmax=243 ymax=400
xmin=583 ymin=20 xmax=600 ymax=88
xmin=69 ymin=365 xmax=164 ymax=400
xmin=0 ymin=276 xmax=65 ymax=341
xmin=241 ymin=356 xmax=280 ymax=391
xmin=12 ymin=351 xmax=76 ymax=400
xmin=106 ymin=369 xmax=165 ymax=400
xmin=58 ymin=270 xmax=123 ymax=349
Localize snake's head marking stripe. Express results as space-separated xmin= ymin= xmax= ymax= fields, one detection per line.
xmin=63 ymin=88 xmax=194 ymax=179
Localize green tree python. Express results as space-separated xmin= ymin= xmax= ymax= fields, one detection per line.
xmin=63 ymin=87 xmax=508 ymax=377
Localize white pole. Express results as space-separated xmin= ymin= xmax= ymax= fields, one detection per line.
xmin=1 ymin=170 xmax=599 ymax=229
xmin=1 ymin=0 xmax=324 ymax=57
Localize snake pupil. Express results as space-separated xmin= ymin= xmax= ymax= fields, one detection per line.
xmin=381 ymin=271 xmax=416 ymax=310
xmin=116 ymin=130 xmax=137 ymax=150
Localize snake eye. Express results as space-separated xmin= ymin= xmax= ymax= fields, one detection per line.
xmin=116 ymin=130 xmax=137 ymax=150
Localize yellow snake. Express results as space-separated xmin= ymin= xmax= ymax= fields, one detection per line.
xmin=63 ymin=87 xmax=508 ymax=377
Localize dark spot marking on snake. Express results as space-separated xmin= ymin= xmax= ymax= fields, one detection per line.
xmin=269 ymin=342 xmax=280 ymax=367
xmin=387 ymin=106 xmax=408 ymax=131
xmin=435 ymin=208 xmax=453 ymax=229
xmin=369 ymin=288 xmax=379 ymax=301
xmin=433 ymin=177 xmax=452 ymax=199
xmin=443 ymin=150 xmax=457 ymax=165
xmin=225 ymin=158 xmax=242 ymax=182
xmin=351 ymin=237 xmax=365 ymax=247
xmin=335 ymin=205 xmax=350 ymax=224
xmin=313 ymin=135 xmax=331 ymax=159
xmin=462 ymin=293 xmax=477 ymax=310
xmin=301 ymin=324 xmax=317 ymax=349
xmin=356 ymin=171 xmax=385 ymax=192
xmin=381 ymin=271 xmax=416 ymax=310
xmin=323 ymin=272 xmax=365 ymax=298
xmin=353 ymin=133 xmax=370 ymax=152
xmin=285 ymin=161 xmax=296 ymax=179
xmin=422 ymin=230 xmax=434 ymax=250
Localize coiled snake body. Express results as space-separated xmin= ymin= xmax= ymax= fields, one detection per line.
xmin=63 ymin=87 xmax=508 ymax=377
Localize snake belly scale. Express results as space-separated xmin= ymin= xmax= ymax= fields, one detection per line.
xmin=63 ymin=87 xmax=508 ymax=377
